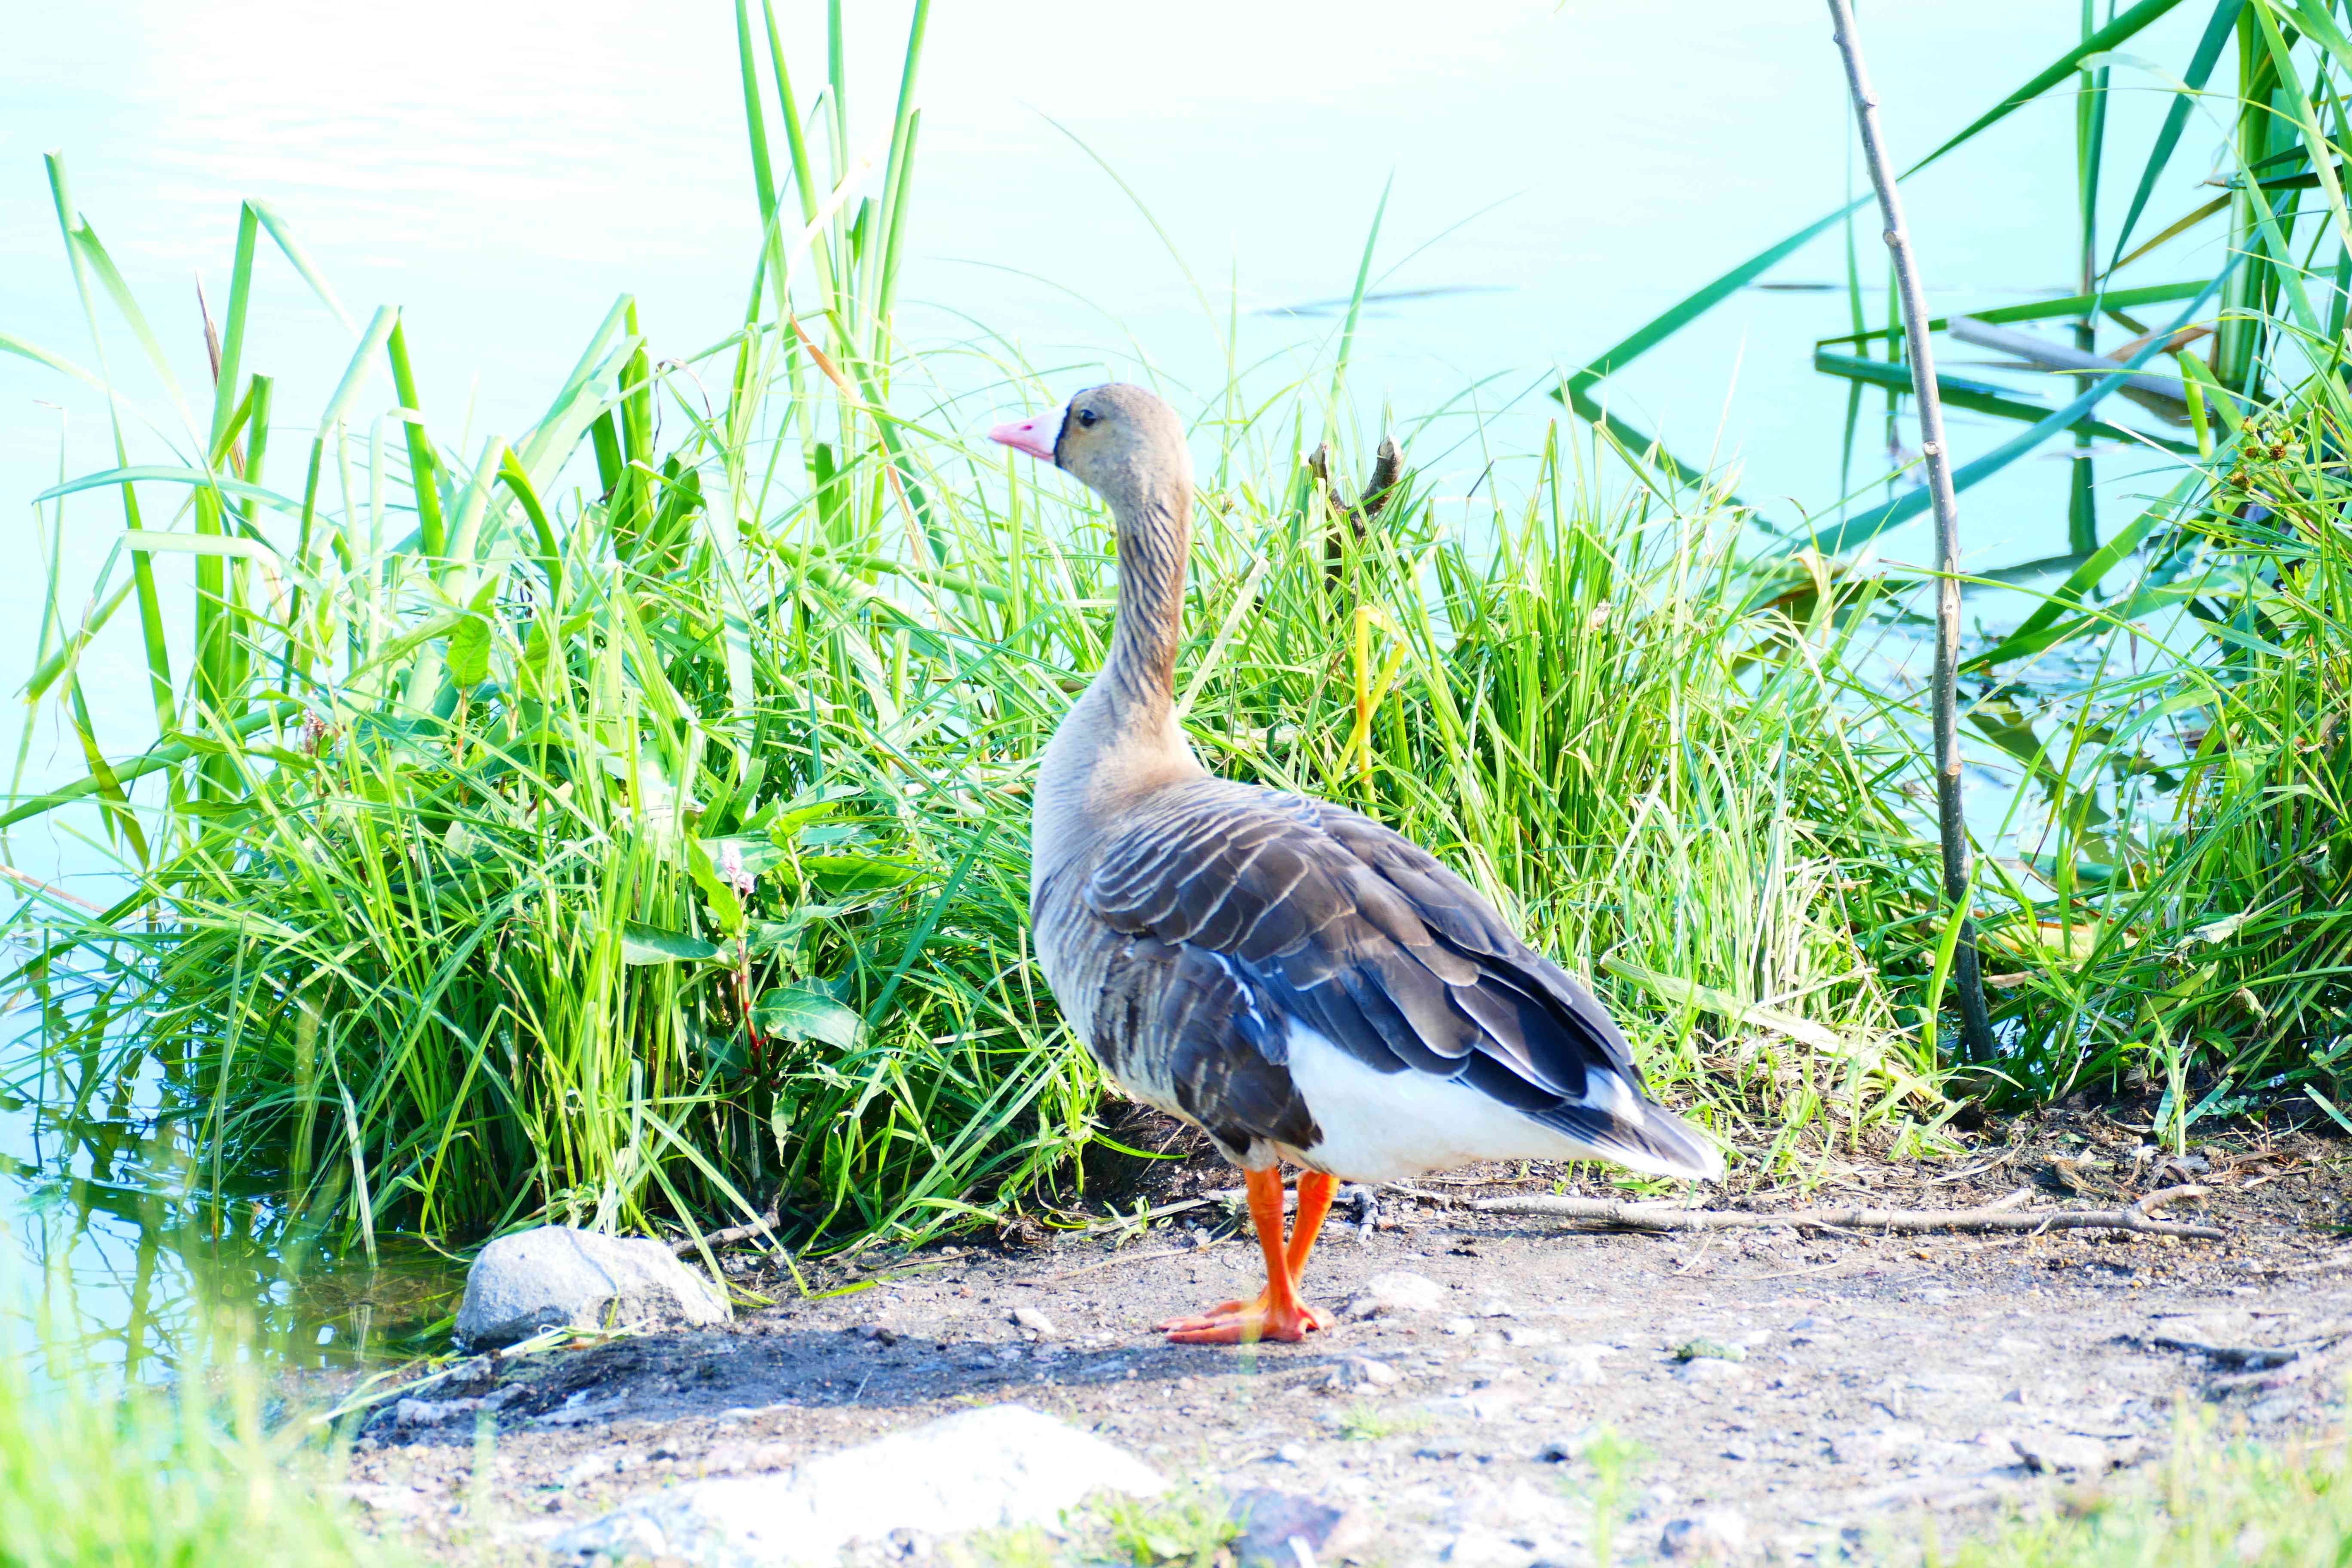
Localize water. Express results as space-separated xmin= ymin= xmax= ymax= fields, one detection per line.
xmin=0 ymin=0 xmax=2224 ymax=1358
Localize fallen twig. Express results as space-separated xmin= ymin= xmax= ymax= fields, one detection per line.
xmin=670 ymin=1207 xmax=784 ymax=1256
xmin=1471 ymin=1183 xmax=2223 ymax=1241
xmin=2150 ymin=1335 xmax=2326 ymax=1370
xmin=1075 ymin=1190 xmax=1243 ymax=1235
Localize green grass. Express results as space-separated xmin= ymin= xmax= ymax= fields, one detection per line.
xmin=1929 ymin=1416 xmax=2352 ymax=1567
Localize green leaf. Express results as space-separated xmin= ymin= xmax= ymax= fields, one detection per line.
xmin=804 ymin=851 xmax=923 ymax=893
xmin=1810 ymin=350 xmax=2196 ymax=454
xmin=447 ymin=616 xmax=491 ymax=687
xmin=2109 ymin=0 xmax=2244 ymax=270
xmin=620 ymin=923 xmax=723 ymax=966
xmin=698 ymin=835 xmax=788 ymax=877
xmin=1961 ymin=463 xmax=2211 ymax=671
xmin=751 ymin=983 xmax=864 ymax=1047
xmin=1912 ymin=0 xmax=2190 ymax=173
xmin=1818 ymin=279 xmax=2207 ymax=350
xmin=685 ymin=839 xmax=747 ymax=932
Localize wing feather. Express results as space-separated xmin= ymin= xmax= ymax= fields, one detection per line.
xmin=1084 ymin=779 xmax=1651 ymax=1127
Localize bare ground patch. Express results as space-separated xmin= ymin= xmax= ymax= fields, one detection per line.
xmin=320 ymin=1112 xmax=2352 ymax=1564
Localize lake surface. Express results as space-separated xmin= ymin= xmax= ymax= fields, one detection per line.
xmin=0 ymin=0 xmax=2226 ymax=1360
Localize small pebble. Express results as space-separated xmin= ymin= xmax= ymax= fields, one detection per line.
xmin=1659 ymin=1508 xmax=1748 ymax=1560
xmin=1010 ymin=1306 xmax=1058 ymax=1339
xmin=1442 ymin=1316 xmax=1476 ymax=1336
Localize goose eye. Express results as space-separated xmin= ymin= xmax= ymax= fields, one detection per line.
xmin=1076 ymin=409 xmax=1100 ymax=429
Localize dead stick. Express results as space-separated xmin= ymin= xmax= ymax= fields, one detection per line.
xmin=670 ymin=1208 xmax=783 ymax=1256
xmin=1472 ymin=1184 xmax=2222 ymax=1241
xmin=1826 ymin=0 xmax=1995 ymax=1064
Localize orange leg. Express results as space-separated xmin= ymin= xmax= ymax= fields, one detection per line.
xmin=1155 ymin=1168 xmax=1340 ymax=1344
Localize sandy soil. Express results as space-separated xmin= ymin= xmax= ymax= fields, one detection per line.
xmin=327 ymin=1108 xmax=2352 ymax=1565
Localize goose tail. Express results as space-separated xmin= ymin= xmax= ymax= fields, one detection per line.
xmin=1545 ymin=1090 xmax=1727 ymax=1183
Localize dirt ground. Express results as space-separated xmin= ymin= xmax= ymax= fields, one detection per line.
xmin=325 ymin=1108 xmax=2352 ymax=1565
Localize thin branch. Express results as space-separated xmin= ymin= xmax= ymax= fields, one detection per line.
xmin=1471 ymin=1183 xmax=2222 ymax=1241
xmin=1826 ymin=0 xmax=1996 ymax=1063
xmin=669 ymin=1207 xmax=784 ymax=1255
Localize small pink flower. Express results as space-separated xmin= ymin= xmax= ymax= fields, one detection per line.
xmin=718 ymin=843 xmax=753 ymax=898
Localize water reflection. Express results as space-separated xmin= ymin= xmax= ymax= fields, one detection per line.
xmin=5 ymin=951 xmax=462 ymax=1373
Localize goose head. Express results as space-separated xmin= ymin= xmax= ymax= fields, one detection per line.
xmin=989 ymin=383 xmax=1193 ymax=513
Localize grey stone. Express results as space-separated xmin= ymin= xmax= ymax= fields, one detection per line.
xmin=2011 ymin=1431 xmax=2111 ymax=1474
xmin=1671 ymin=1356 xmax=1749 ymax=1385
xmin=456 ymin=1226 xmax=729 ymax=1348
xmin=1326 ymin=1354 xmax=1401 ymax=1391
xmin=1343 ymin=1271 xmax=1447 ymax=1319
xmin=1534 ymin=1424 xmax=1605 ymax=1462
xmin=1659 ymin=1509 xmax=1749 ymax=1560
xmin=550 ymin=1403 xmax=1161 ymax=1565
xmin=1227 ymin=1488 xmax=1370 ymax=1567
xmin=2248 ymin=1393 xmax=2309 ymax=1425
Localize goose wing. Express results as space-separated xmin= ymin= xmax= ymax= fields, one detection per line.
xmin=1084 ymin=779 xmax=1716 ymax=1175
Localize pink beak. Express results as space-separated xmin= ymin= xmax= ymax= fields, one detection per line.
xmin=989 ymin=404 xmax=1064 ymax=463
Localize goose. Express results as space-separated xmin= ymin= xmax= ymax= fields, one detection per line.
xmin=989 ymin=385 xmax=1723 ymax=1344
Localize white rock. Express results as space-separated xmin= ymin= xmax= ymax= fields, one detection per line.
xmin=1536 ymin=1344 xmax=1614 ymax=1386
xmin=1438 ymin=1527 xmax=1528 ymax=1565
xmin=701 ymin=1442 xmax=795 ymax=1476
xmin=560 ymin=1452 xmax=622 ymax=1488
xmin=1442 ymin=1316 xmax=1478 ymax=1336
xmin=1831 ymin=1422 xmax=1926 ymax=1466
xmin=1344 ymin=1271 xmax=1447 ymax=1319
xmin=1010 ymin=1306 xmax=1057 ymax=1339
xmin=340 ymin=1483 xmax=423 ymax=1516
xmin=1671 ymin=1357 xmax=1749 ymax=1385
xmin=1659 ymin=1508 xmax=1749 ymax=1560
xmin=456 ymin=1226 xmax=730 ymax=1348
xmin=550 ymin=1404 xmax=1161 ymax=1565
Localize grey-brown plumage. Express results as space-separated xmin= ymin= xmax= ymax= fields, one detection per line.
xmin=1005 ymin=383 xmax=1721 ymax=1190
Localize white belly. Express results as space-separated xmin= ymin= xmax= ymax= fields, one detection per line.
xmin=1274 ymin=1024 xmax=1671 ymax=1184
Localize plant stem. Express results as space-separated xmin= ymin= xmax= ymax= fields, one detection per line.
xmin=1825 ymin=0 xmax=1997 ymax=1066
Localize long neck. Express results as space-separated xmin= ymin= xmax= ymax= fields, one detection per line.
xmin=1098 ymin=478 xmax=1192 ymax=729
xmin=1030 ymin=469 xmax=1199 ymax=894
